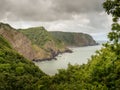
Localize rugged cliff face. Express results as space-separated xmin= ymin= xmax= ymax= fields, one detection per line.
xmin=0 ymin=23 xmax=37 ymax=60
xmin=20 ymin=27 xmax=70 ymax=61
xmin=0 ymin=23 xmax=70 ymax=61
xmin=50 ymin=31 xmax=97 ymax=47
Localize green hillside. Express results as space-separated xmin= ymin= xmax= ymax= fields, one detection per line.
xmin=0 ymin=23 xmax=69 ymax=61
xmin=20 ymin=27 xmax=65 ymax=49
xmin=20 ymin=27 xmax=70 ymax=61
xmin=20 ymin=27 xmax=51 ymax=47
xmin=0 ymin=35 xmax=51 ymax=89
xmin=50 ymin=31 xmax=97 ymax=47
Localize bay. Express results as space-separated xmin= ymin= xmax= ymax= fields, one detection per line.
xmin=34 ymin=45 xmax=102 ymax=75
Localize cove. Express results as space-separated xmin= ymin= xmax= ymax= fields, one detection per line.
xmin=34 ymin=45 xmax=102 ymax=75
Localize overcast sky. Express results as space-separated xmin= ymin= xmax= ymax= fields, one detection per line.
xmin=0 ymin=0 xmax=112 ymax=40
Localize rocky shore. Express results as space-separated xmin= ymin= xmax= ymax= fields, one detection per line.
xmin=33 ymin=48 xmax=72 ymax=62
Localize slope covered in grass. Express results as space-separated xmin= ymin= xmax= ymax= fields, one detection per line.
xmin=20 ymin=27 xmax=65 ymax=49
xmin=0 ymin=23 xmax=69 ymax=61
xmin=20 ymin=27 xmax=70 ymax=61
xmin=50 ymin=31 xmax=97 ymax=47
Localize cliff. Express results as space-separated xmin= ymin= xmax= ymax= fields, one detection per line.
xmin=50 ymin=31 xmax=97 ymax=47
xmin=0 ymin=23 xmax=70 ymax=61
xmin=0 ymin=23 xmax=37 ymax=60
xmin=20 ymin=27 xmax=71 ymax=61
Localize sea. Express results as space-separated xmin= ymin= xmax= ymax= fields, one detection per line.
xmin=34 ymin=44 xmax=103 ymax=75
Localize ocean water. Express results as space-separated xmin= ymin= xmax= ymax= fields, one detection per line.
xmin=34 ymin=45 xmax=102 ymax=75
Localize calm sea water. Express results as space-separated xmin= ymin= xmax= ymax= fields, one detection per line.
xmin=34 ymin=45 xmax=102 ymax=75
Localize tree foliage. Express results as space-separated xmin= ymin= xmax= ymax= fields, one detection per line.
xmin=103 ymin=0 xmax=120 ymax=53
xmin=0 ymin=35 xmax=51 ymax=90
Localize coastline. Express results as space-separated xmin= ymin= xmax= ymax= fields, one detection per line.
xmin=33 ymin=44 xmax=99 ymax=62
xmin=33 ymin=48 xmax=73 ymax=62
xmin=34 ymin=45 xmax=101 ymax=75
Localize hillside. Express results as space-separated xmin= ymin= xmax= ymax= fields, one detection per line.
xmin=19 ymin=27 xmax=97 ymax=61
xmin=19 ymin=27 xmax=71 ymax=61
xmin=0 ymin=23 xmax=70 ymax=61
xmin=0 ymin=35 xmax=50 ymax=89
xmin=50 ymin=31 xmax=97 ymax=47
xmin=0 ymin=23 xmax=38 ymax=60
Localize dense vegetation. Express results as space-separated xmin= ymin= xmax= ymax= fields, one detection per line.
xmin=50 ymin=31 xmax=97 ymax=47
xmin=49 ymin=45 xmax=120 ymax=89
xmin=0 ymin=0 xmax=120 ymax=90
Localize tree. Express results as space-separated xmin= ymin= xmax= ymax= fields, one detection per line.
xmin=103 ymin=0 xmax=120 ymax=55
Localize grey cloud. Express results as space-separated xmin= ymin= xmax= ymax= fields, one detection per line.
xmin=87 ymin=12 xmax=110 ymax=30
xmin=0 ymin=0 xmax=105 ymax=21
xmin=0 ymin=0 xmax=12 ymax=20
xmin=0 ymin=0 xmax=54 ymax=21
xmin=52 ymin=0 xmax=104 ymax=13
xmin=0 ymin=0 xmax=111 ymax=41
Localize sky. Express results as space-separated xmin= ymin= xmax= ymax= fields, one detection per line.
xmin=0 ymin=0 xmax=112 ymax=41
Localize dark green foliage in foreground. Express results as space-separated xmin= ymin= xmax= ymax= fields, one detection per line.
xmin=0 ymin=35 xmax=51 ymax=90
xmin=103 ymin=0 xmax=120 ymax=55
xmin=50 ymin=45 xmax=120 ymax=90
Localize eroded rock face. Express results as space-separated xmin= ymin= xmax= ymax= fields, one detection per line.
xmin=0 ymin=23 xmax=70 ymax=61
xmin=0 ymin=23 xmax=36 ymax=60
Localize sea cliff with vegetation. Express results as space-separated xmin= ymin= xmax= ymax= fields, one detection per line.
xmin=19 ymin=26 xmax=97 ymax=61
xmin=19 ymin=27 xmax=72 ymax=61
xmin=0 ymin=23 xmax=72 ymax=61
xmin=0 ymin=23 xmax=97 ymax=61
xmin=50 ymin=31 xmax=97 ymax=47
